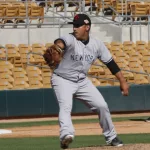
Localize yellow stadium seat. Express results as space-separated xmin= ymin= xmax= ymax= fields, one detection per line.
xmin=0 ymin=6 xmax=6 ymax=24
xmin=26 ymin=66 xmax=41 ymax=74
xmin=0 ymin=47 xmax=6 ymax=58
xmin=43 ymin=78 xmax=52 ymax=88
xmin=45 ymin=43 xmax=53 ymax=49
xmin=7 ymin=49 xmax=20 ymax=58
xmin=129 ymin=51 xmax=142 ymax=60
xmin=129 ymin=57 xmax=142 ymax=65
xmin=13 ymin=79 xmax=29 ymax=89
xmin=89 ymin=77 xmax=101 ymax=86
xmin=0 ymin=73 xmax=14 ymax=83
xmin=4 ymin=6 xmax=18 ymax=24
xmin=131 ymin=4 xmax=149 ymax=21
xmin=28 ymin=72 xmax=42 ymax=81
xmin=123 ymin=41 xmax=135 ymax=47
xmin=88 ymin=65 xmax=105 ymax=75
xmin=0 ymin=79 xmax=13 ymax=90
xmin=0 ymin=66 xmax=12 ymax=75
xmin=115 ymin=57 xmax=129 ymax=65
xmin=0 ymin=61 xmax=13 ymax=69
xmin=20 ymin=54 xmax=35 ymax=63
xmin=16 ymin=6 xmax=31 ymax=23
xmin=134 ymin=74 xmax=149 ymax=84
xmin=29 ymin=6 xmax=44 ymax=25
xmin=28 ymin=80 xmax=43 ymax=89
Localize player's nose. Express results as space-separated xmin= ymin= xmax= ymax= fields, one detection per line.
xmin=73 ymin=27 xmax=77 ymax=31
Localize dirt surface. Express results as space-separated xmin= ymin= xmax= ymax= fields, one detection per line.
xmin=70 ymin=144 xmax=150 ymax=150
xmin=0 ymin=118 xmax=150 ymax=138
xmin=0 ymin=113 xmax=150 ymax=150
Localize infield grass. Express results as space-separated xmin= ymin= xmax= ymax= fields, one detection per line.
xmin=0 ymin=134 xmax=150 ymax=150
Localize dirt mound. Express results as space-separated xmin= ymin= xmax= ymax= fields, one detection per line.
xmin=71 ymin=144 xmax=150 ymax=150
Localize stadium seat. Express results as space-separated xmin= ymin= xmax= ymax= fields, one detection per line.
xmin=13 ymin=79 xmax=29 ymax=89
xmin=12 ymin=2 xmax=24 ymax=7
xmin=28 ymin=80 xmax=43 ymax=89
xmin=115 ymin=57 xmax=129 ymax=65
xmin=19 ymin=44 xmax=32 ymax=54
xmin=129 ymin=57 xmax=142 ymax=65
xmin=0 ymin=66 xmax=12 ymax=75
xmin=129 ymin=51 xmax=143 ymax=60
xmin=13 ymin=71 xmax=28 ymax=82
xmin=43 ymin=77 xmax=52 ymax=88
xmin=45 ymin=43 xmax=53 ymax=49
xmin=0 ymin=73 xmax=14 ymax=83
xmin=16 ymin=6 xmax=31 ymax=24
xmin=29 ymin=6 xmax=44 ymax=26
xmin=0 ymin=79 xmax=13 ymax=90
xmin=0 ymin=46 xmax=6 ymax=59
xmin=4 ymin=6 xmax=18 ymax=24
xmin=123 ymin=41 xmax=135 ymax=47
xmin=112 ymin=1 xmax=131 ymax=21
xmin=104 ymin=68 xmax=116 ymax=79
xmin=131 ymin=3 xmax=149 ymax=21
xmin=89 ymin=77 xmax=101 ymax=86
xmin=0 ymin=61 xmax=13 ymax=69
xmin=0 ymin=6 xmax=6 ymax=24
xmin=88 ymin=65 xmax=105 ymax=75
xmin=32 ymin=43 xmax=45 ymax=63
xmin=134 ymin=74 xmax=149 ymax=84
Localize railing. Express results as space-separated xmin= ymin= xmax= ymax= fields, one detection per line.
xmin=0 ymin=0 xmax=150 ymax=44
xmin=26 ymin=51 xmax=150 ymax=85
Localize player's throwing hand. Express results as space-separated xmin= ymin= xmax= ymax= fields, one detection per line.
xmin=120 ymin=81 xmax=129 ymax=96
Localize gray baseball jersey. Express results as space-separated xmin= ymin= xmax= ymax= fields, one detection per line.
xmin=54 ymin=33 xmax=113 ymax=82
xmin=52 ymin=33 xmax=117 ymax=144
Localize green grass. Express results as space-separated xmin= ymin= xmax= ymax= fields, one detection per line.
xmin=0 ymin=116 xmax=148 ymax=128
xmin=0 ymin=134 xmax=150 ymax=150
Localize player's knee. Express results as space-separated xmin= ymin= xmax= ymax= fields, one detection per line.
xmin=60 ymin=104 xmax=72 ymax=113
xmin=97 ymin=102 xmax=108 ymax=111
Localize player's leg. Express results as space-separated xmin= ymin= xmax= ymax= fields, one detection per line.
xmin=75 ymin=77 xmax=123 ymax=146
xmin=51 ymin=74 xmax=77 ymax=148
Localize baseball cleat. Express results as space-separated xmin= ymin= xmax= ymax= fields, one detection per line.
xmin=60 ymin=135 xmax=74 ymax=149
xmin=145 ymin=117 xmax=150 ymax=122
xmin=109 ymin=137 xmax=123 ymax=147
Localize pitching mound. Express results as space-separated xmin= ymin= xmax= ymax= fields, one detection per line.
xmin=71 ymin=144 xmax=150 ymax=150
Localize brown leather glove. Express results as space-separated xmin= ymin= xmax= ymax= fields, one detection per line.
xmin=43 ymin=44 xmax=63 ymax=69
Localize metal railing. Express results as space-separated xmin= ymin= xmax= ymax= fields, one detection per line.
xmin=26 ymin=51 xmax=150 ymax=85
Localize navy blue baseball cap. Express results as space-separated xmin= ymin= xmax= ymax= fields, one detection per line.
xmin=68 ymin=14 xmax=91 ymax=27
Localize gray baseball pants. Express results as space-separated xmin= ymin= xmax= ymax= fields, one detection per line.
xmin=51 ymin=73 xmax=117 ymax=143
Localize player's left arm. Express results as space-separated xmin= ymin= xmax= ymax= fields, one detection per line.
xmin=98 ymin=42 xmax=129 ymax=96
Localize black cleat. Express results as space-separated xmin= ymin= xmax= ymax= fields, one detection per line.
xmin=109 ymin=137 xmax=123 ymax=147
xmin=145 ymin=117 xmax=150 ymax=122
xmin=60 ymin=135 xmax=74 ymax=149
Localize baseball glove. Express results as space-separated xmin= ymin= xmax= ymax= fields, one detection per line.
xmin=43 ymin=44 xmax=63 ymax=69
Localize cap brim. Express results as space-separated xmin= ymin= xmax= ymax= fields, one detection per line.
xmin=68 ymin=22 xmax=74 ymax=24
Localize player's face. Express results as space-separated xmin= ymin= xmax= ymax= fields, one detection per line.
xmin=73 ymin=24 xmax=89 ymax=40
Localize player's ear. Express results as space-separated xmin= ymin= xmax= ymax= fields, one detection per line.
xmin=86 ymin=25 xmax=90 ymax=32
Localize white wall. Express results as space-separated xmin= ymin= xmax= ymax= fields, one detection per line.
xmin=0 ymin=24 xmax=149 ymax=46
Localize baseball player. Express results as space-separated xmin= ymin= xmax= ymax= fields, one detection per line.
xmin=43 ymin=13 xmax=129 ymax=149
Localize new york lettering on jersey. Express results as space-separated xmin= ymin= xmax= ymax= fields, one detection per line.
xmin=70 ymin=54 xmax=94 ymax=63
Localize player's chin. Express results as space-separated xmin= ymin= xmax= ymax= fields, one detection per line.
xmin=75 ymin=35 xmax=82 ymax=40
